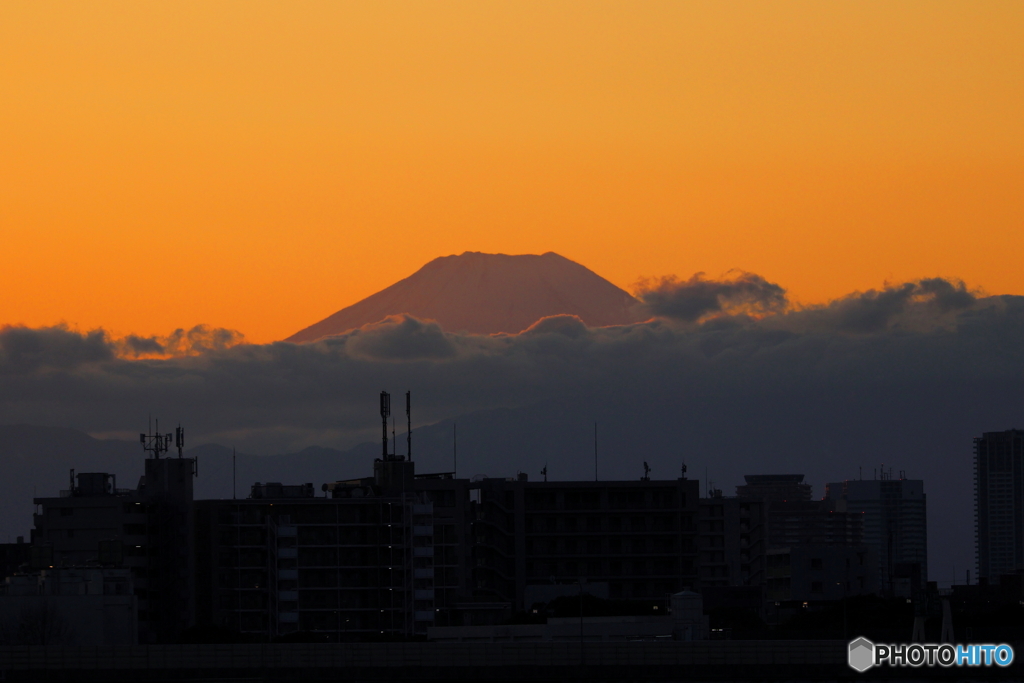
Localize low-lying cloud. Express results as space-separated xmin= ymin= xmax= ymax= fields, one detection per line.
xmin=118 ymin=325 xmax=245 ymax=358
xmin=776 ymin=278 xmax=980 ymax=334
xmin=635 ymin=271 xmax=788 ymax=322
xmin=344 ymin=314 xmax=457 ymax=361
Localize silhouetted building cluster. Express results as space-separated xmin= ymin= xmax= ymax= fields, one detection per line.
xmin=43 ymin=413 xmax=1024 ymax=646
xmin=725 ymin=475 xmax=877 ymax=608
xmin=5 ymin=452 xmax=939 ymax=645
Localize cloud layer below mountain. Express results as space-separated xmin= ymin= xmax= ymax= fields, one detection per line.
xmin=0 ymin=276 xmax=1015 ymax=452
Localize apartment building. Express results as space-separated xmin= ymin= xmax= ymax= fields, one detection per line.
xmin=469 ymin=476 xmax=701 ymax=609
xmin=30 ymin=457 xmax=196 ymax=643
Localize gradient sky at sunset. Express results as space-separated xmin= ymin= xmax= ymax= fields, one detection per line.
xmin=2 ymin=1 xmax=1022 ymax=343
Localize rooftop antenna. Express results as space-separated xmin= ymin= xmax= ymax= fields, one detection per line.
xmin=453 ymin=423 xmax=457 ymax=477
xmin=406 ymin=391 xmax=412 ymax=462
xmin=232 ymin=448 xmax=236 ymax=500
xmin=380 ymin=391 xmax=391 ymax=460
xmin=681 ymin=461 xmax=687 ymax=478
xmin=541 ymin=464 xmax=548 ymax=482
xmin=642 ymin=461 xmax=651 ymax=482
xmin=175 ymin=424 xmax=185 ymax=458
xmin=594 ymin=422 xmax=598 ymax=482
xmin=391 ymin=412 xmax=396 ymax=459
xmin=140 ymin=418 xmax=172 ymax=459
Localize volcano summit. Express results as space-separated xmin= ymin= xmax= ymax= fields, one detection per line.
xmin=286 ymin=252 xmax=642 ymax=342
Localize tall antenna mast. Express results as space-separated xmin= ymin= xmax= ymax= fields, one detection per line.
xmin=406 ymin=391 xmax=411 ymax=462
xmin=175 ymin=425 xmax=185 ymax=458
xmin=594 ymin=422 xmax=598 ymax=482
xmin=380 ymin=391 xmax=391 ymax=460
xmin=139 ymin=419 xmax=172 ymax=459
xmin=453 ymin=423 xmax=457 ymax=477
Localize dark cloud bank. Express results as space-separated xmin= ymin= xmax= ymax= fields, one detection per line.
xmin=2 ymin=276 xmax=1023 ymax=584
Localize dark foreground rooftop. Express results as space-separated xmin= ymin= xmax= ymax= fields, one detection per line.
xmin=0 ymin=641 xmax=1019 ymax=682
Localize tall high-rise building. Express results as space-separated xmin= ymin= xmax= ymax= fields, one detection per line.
xmin=825 ymin=476 xmax=927 ymax=596
xmin=974 ymin=429 xmax=1024 ymax=581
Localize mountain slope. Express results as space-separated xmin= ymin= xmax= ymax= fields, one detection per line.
xmin=286 ymin=251 xmax=642 ymax=341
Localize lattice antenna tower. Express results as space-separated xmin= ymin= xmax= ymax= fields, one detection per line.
xmin=140 ymin=418 xmax=173 ymax=459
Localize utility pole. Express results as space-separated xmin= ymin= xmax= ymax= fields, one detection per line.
xmin=579 ymin=578 xmax=585 ymax=668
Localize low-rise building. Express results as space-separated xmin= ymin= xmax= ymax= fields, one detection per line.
xmin=0 ymin=566 xmax=137 ymax=645
xmin=428 ymin=590 xmax=706 ymax=642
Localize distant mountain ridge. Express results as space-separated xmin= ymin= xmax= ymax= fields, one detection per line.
xmin=286 ymin=251 xmax=642 ymax=342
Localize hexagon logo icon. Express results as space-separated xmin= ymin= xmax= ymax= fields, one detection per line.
xmin=848 ymin=637 xmax=875 ymax=672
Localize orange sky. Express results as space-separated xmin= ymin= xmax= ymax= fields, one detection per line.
xmin=2 ymin=1 xmax=1022 ymax=343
